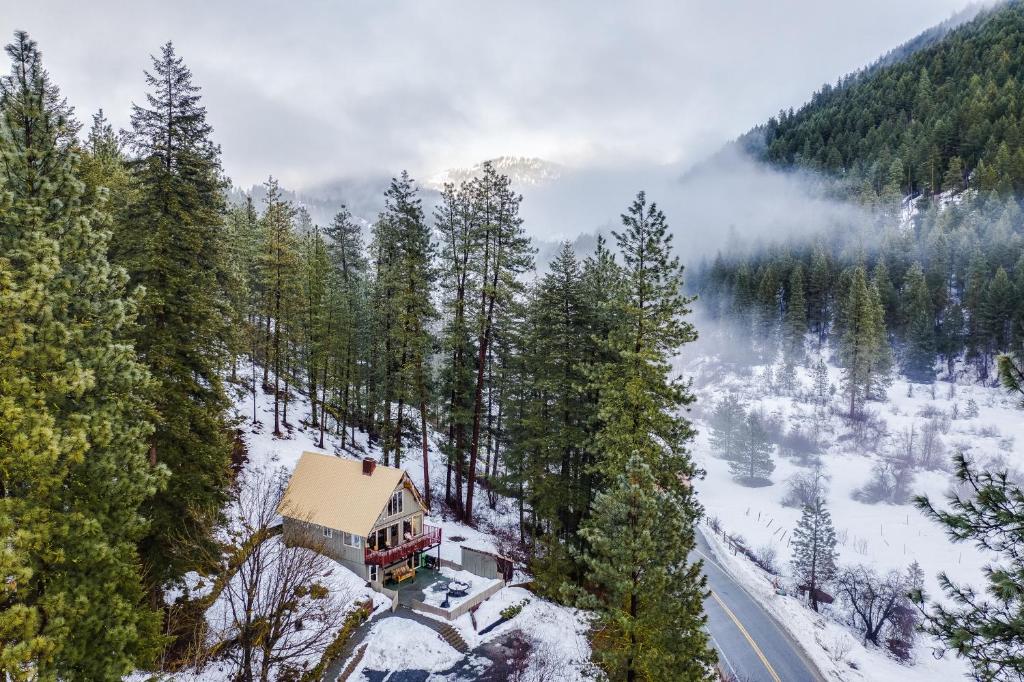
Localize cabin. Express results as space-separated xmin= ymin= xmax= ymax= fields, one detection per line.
xmin=278 ymin=451 xmax=441 ymax=588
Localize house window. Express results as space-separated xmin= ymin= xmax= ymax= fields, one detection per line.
xmin=387 ymin=490 xmax=403 ymax=517
xmin=369 ymin=564 xmax=379 ymax=583
xmin=322 ymin=527 xmax=333 ymax=539
xmin=343 ymin=532 xmax=361 ymax=548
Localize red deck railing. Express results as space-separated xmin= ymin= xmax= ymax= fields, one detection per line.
xmin=364 ymin=524 xmax=442 ymax=566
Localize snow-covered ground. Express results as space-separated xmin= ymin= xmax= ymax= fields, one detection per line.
xmin=165 ymin=361 xmax=593 ymax=680
xmin=680 ymin=332 xmax=1022 ymax=680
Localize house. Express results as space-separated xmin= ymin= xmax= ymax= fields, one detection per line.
xmin=278 ymin=451 xmax=441 ymax=588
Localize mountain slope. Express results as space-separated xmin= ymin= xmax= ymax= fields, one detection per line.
xmin=742 ymin=0 xmax=1024 ymax=198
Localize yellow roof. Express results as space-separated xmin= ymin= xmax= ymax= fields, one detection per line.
xmin=277 ymin=452 xmax=415 ymax=537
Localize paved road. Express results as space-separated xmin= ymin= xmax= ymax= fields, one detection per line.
xmin=696 ymin=530 xmax=825 ymax=682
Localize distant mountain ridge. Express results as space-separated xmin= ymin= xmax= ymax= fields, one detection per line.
xmin=426 ymin=156 xmax=563 ymax=190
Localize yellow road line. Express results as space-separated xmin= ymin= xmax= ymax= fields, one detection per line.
xmin=710 ymin=590 xmax=782 ymax=682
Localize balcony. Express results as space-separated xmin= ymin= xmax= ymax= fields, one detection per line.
xmin=364 ymin=524 xmax=442 ymax=566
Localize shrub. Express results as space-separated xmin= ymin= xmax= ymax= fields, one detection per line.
xmin=501 ymin=599 xmax=529 ymax=620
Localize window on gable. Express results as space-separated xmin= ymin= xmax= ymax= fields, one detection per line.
xmin=387 ymin=490 xmax=403 ymax=517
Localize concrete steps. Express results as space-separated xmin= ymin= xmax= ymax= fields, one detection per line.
xmin=437 ymin=623 xmax=469 ymax=653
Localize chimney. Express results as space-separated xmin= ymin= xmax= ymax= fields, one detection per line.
xmin=362 ymin=457 xmax=377 ymax=476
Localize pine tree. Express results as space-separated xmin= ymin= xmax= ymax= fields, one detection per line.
xmin=999 ymin=351 xmax=1024 ymax=408
xmin=258 ymin=177 xmax=300 ymax=436
xmin=579 ymin=192 xmax=715 ymax=680
xmin=708 ymin=394 xmax=746 ymax=459
xmin=812 ymin=357 xmax=831 ymax=405
xmin=384 ymin=171 xmax=435 ymax=470
xmin=301 ymin=224 xmax=332 ymax=439
xmin=0 ymin=31 xmax=161 ymax=677
xmin=791 ymin=497 xmax=838 ymax=612
xmin=755 ymin=264 xmax=781 ymax=359
xmin=784 ymin=263 xmax=807 ymax=361
xmin=838 ymin=266 xmax=890 ymax=417
xmin=464 ymin=163 xmax=533 ymax=523
xmin=435 ymin=181 xmax=479 ymax=514
xmin=914 ymin=453 xmax=1024 ymax=679
xmin=323 ymin=206 xmax=366 ymax=447
xmin=902 ymin=262 xmax=938 ymax=383
xmin=516 ymin=243 xmax=596 ymax=593
xmin=729 ymin=413 xmax=775 ymax=484
xmin=125 ymin=41 xmax=232 ymax=584
xmin=807 ymin=246 xmax=832 ymax=346
xmin=579 ymin=454 xmax=715 ymax=681
xmin=982 ymin=267 xmax=1015 ymax=358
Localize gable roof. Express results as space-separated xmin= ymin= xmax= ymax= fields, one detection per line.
xmin=277 ymin=452 xmax=421 ymax=537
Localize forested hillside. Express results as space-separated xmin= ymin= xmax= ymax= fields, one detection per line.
xmin=696 ymin=1 xmax=1024 ymax=396
xmin=744 ymin=0 xmax=1024 ymax=199
xmin=0 ymin=30 xmax=715 ymax=680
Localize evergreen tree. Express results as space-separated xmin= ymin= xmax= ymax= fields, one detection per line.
xmin=914 ymin=453 xmax=1024 ymax=679
xmin=784 ymin=263 xmax=807 ymax=361
xmin=579 ymin=192 xmax=715 ymax=680
xmin=708 ymin=394 xmax=746 ymax=459
xmin=125 ymin=41 xmax=232 ymax=584
xmin=729 ymin=413 xmax=775 ymax=484
xmin=515 ymin=243 xmax=596 ymax=594
xmin=812 ymin=357 xmax=831 ymax=405
xmin=902 ymin=262 xmax=938 ymax=382
xmin=0 ymin=31 xmax=161 ymax=677
xmin=579 ymin=454 xmax=715 ymax=681
xmin=838 ymin=266 xmax=890 ymax=416
xmin=464 ymin=163 xmax=533 ymax=523
xmin=323 ymin=206 xmax=366 ymax=448
xmin=791 ymin=497 xmax=838 ymax=612
xmin=434 ymin=181 xmax=478 ymax=514
xmin=807 ymin=246 xmax=831 ymax=345
xmin=999 ymin=351 xmax=1024 ymax=408
xmin=257 ymin=177 xmax=300 ymax=436
xmin=384 ymin=171 xmax=435 ymax=470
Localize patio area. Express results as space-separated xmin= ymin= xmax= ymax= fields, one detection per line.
xmin=394 ymin=565 xmax=501 ymax=612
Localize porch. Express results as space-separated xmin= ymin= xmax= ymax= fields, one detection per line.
xmin=364 ymin=524 xmax=442 ymax=567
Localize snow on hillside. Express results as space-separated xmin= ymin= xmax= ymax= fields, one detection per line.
xmin=680 ymin=332 xmax=1022 ymax=680
xmin=427 ymin=156 xmax=563 ymax=190
xmin=212 ymin=362 xmax=593 ymax=681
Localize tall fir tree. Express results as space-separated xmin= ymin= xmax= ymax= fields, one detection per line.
xmin=0 ymin=31 xmax=162 ymax=677
xmin=125 ymin=41 xmax=232 ymax=584
xmin=464 ymin=163 xmax=533 ymax=523
xmin=323 ymin=206 xmax=366 ymax=446
xmin=515 ymin=243 xmax=596 ymax=595
xmin=257 ymin=177 xmax=300 ymax=436
xmin=729 ymin=413 xmax=776 ymax=484
xmin=784 ymin=263 xmax=807 ymax=362
xmin=578 ymin=192 xmax=715 ymax=680
xmin=434 ymin=181 xmax=479 ymax=514
xmin=838 ymin=265 xmax=890 ymax=416
xmin=708 ymin=394 xmax=746 ymax=459
xmin=384 ymin=171 xmax=435 ymax=470
xmin=791 ymin=496 xmax=838 ymax=612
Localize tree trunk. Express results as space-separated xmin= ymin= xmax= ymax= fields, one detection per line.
xmin=421 ymin=398 xmax=430 ymax=509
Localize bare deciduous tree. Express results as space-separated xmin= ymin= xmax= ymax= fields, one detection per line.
xmin=834 ymin=564 xmax=912 ymax=646
xmin=211 ymin=470 xmax=352 ymax=681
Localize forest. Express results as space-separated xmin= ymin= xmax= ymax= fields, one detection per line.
xmin=0 ymin=30 xmax=715 ymax=680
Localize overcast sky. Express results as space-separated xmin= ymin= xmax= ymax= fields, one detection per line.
xmin=7 ymin=0 xmax=977 ymax=189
